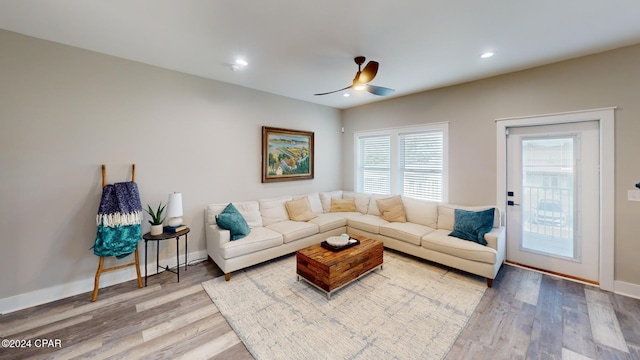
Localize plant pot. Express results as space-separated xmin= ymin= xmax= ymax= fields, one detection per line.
xmin=150 ymin=224 xmax=163 ymax=236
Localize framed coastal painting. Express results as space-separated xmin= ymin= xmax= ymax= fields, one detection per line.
xmin=262 ymin=126 xmax=314 ymax=183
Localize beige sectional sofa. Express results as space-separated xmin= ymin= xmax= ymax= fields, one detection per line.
xmin=205 ymin=190 xmax=505 ymax=286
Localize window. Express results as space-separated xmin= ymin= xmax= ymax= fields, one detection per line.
xmin=357 ymin=135 xmax=391 ymax=195
xmin=355 ymin=123 xmax=448 ymax=202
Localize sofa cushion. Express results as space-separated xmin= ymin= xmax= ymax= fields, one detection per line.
xmin=308 ymin=214 xmax=347 ymax=233
xmin=206 ymin=201 xmax=263 ymax=228
xmin=449 ymin=208 xmax=495 ymax=246
xmin=366 ymin=194 xmax=391 ymax=216
xmin=259 ymin=196 xmax=293 ymax=226
xmin=347 ymin=214 xmax=389 ymax=234
xmin=342 ymin=191 xmax=371 ymax=214
xmin=401 ymin=196 xmax=438 ymax=228
xmin=421 ymin=229 xmax=497 ymax=264
xmin=266 ymin=220 xmax=319 ymax=243
xmin=331 ymin=198 xmax=357 ymax=212
xmin=216 ymin=203 xmax=251 ymax=241
xmin=285 ymin=197 xmax=318 ymax=222
xmin=219 ymin=227 xmax=284 ymax=260
xmin=376 ymin=195 xmax=407 ymax=222
xmin=326 ymin=212 xmax=365 ymax=220
xmin=438 ymin=204 xmax=501 ymax=231
xmin=293 ymin=193 xmax=324 ymax=214
xmin=379 ymin=222 xmax=435 ymax=246
xmin=320 ymin=190 xmax=343 ymax=213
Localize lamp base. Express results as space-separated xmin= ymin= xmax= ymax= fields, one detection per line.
xmin=167 ymin=217 xmax=183 ymax=227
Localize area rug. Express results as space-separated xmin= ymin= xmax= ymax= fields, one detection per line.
xmin=202 ymin=251 xmax=486 ymax=360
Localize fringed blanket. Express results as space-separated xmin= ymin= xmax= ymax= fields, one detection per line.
xmin=93 ymin=182 xmax=143 ymax=259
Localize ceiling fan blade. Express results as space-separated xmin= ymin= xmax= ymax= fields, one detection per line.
xmin=358 ymin=61 xmax=379 ymax=83
xmin=366 ymin=85 xmax=395 ymax=96
xmin=314 ymin=85 xmax=352 ymax=96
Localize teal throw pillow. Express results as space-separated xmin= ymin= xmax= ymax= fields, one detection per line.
xmin=216 ymin=203 xmax=251 ymax=241
xmin=449 ymin=208 xmax=495 ymax=246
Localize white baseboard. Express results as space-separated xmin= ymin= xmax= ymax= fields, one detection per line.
xmin=0 ymin=250 xmax=208 ymax=315
xmin=614 ymin=280 xmax=640 ymax=300
xmin=5 ymin=253 xmax=635 ymax=314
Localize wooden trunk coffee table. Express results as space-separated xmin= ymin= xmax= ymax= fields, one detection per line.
xmin=296 ymin=235 xmax=383 ymax=299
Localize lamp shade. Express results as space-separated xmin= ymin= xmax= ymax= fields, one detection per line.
xmin=166 ymin=192 xmax=183 ymax=218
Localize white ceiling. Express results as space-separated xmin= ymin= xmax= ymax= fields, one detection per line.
xmin=2 ymin=1 xmax=640 ymax=109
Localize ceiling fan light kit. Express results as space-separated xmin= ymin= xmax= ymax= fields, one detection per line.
xmin=314 ymin=56 xmax=395 ymax=97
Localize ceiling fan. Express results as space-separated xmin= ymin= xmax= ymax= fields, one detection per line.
xmin=314 ymin=56 xmax=395 ymax=96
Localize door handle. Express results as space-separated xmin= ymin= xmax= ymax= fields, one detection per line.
xmin=507 ymin=200 xmax=520 ymax=206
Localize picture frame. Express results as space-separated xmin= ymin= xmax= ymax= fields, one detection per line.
xmin=262 ymin=126 xmax=314 ymax=183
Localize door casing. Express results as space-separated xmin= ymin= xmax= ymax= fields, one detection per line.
xmin=496 ymin=108 xmax=615 ymax=291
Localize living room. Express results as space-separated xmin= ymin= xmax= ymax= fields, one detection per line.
xmin=1 ymin=2 xmax=640 ymax=359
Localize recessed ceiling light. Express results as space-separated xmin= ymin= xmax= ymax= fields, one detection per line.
xmin=480 ymin=52 xmax=494 ymax=59
xmin=343 ymin=93 xmax=350 ymax=97
xmin=231 ymin=58 xmax=248 ymax=71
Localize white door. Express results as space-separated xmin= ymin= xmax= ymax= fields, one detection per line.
xmin=506 ymin=121 xmax=600 ymax=282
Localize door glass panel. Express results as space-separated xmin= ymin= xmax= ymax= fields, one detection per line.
xmin=521 ymin=137 xmax=575 ymax=258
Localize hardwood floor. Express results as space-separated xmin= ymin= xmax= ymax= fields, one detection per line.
xmin=447 ymin=263 xmax=640 ymax=360
xmin=1 ymin=253 xmax=638 ymax=359
xmin=0 ymin=260 xmax=252 ymax=360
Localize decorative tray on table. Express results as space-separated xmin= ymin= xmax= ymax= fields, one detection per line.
xmin=321 ymin=237 xmax=360 ymax=252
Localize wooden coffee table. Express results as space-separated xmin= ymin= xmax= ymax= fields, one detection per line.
xmin=296 ymin=235 xmax=383 ymax=299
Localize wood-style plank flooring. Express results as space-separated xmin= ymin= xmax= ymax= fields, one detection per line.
xmin=1 ymin=251 xmax=639 ymax=359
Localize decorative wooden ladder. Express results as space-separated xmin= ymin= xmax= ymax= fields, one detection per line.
xmin=91 ymin=164 xmax=144 ymax=302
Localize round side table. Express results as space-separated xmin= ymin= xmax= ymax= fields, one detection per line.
xmin=142 ymin=227 xmax=190 ymax=286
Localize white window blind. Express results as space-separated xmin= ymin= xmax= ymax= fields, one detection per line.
xmin=399 ymin=130 xmax=443 ymax=201
xmin=358 ymin=135 xmax=391 ymax=194
xmin=355 ymin=123 xmax=448 ymax=202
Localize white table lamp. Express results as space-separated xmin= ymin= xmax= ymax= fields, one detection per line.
xmin=166 ymin=192 xmax=183 ymax=227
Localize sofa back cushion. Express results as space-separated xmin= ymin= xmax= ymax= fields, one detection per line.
xmin=437 ymin=204 xmax=501 ymax=231
xmin=366 ymin=194 xmax=392 ymax=216
xmin=319 ymin=190 xmax=343 ymax=213
xmin=401 ymin=196 xmax=438 ymax=228
xmin=293 ymin=192 xmax=324 ymax=214
xmin=206 ymin=201 xmax=262 ymax=228
xmin=259 ymin=195 xmax=293 ymax=226
xmin=342 ymin=191 xmax=371 ymax=214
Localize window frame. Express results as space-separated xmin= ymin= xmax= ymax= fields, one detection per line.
xmin=353 ymin=122 xmax=449 ymax=202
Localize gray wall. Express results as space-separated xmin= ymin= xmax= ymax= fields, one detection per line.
xmin=2 ymin=28 xmax=639 ymax=309
xmin=0 ymin=30 xmax=342 ymax=306
xmin=342 ymin=43 xmax=640 ymax=287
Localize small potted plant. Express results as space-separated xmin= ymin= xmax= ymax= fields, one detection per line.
xmin=145 ymin=202 xmax=166 ymax=235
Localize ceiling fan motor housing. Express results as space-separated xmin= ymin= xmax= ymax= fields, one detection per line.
xmin=313 ymin=55 xmax=394 ymax=96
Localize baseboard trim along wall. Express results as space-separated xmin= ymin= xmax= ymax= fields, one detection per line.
xmin=0 ymin=250 xmax=208 ymax=315
xmin=615 ymin=280 xmax=640 ymax=300
xmin=3 ymin=252 xmax=638 ymax=314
